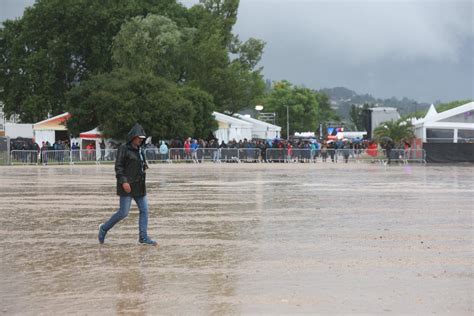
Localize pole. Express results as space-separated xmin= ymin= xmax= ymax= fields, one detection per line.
xmin=286 ymin=105 xmax=289 ymax=141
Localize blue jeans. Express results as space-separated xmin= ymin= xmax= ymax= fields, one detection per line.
xmin=102 ymin=195 xmax=149 ymax=239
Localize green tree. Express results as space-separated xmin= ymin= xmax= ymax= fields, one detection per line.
xmin=180 ymin=86 xmax=217 ymax=139
xmin=198 ymin=0 xmax=239 ymax=46
xmin=403 ymin=99 xmax=473 ymax=120
xmin=112 ymin=14 xmax=193 ymax=83
xmin=66 ymin=69 xmax=204 ymax=141
xmin=185 ymin=0 xmax=265 ymax=113
xmin=373 ymin=119 xmax=415 ymax=144
xmin=0 ymin=0 xmax=188 ymax=122
xmin=261 ymin=81 xmax=339 ymax=138
xmin=349 ymin=103 xmax=373 ymax=130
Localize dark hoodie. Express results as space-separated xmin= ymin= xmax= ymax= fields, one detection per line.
xmin=115 ymin=124 xmax=148 ymax=197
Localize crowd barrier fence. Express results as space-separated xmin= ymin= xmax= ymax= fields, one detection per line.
xmin=8 ymin=148 xmax=426 ymax=165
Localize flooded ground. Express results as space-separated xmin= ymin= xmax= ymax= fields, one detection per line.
xmin=0 ymin=163 xmax=473 ymax=315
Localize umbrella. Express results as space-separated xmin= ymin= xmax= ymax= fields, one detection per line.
xmin=380 ymin=136 xmax=393 ymax=143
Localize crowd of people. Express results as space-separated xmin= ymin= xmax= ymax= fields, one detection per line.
xmin=10 ymin=136 xmax=414 ymax=165
xmin=143 ymin=137 xmax=413 ymax=164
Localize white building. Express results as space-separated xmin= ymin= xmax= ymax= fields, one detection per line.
xmin=233 ymin=114 xmax=281 ymax=140
xmin=411 ymin=102 xmax=474 ymax=143
xmin=5 ymin=123 xmax=34 ymax=139
xmin=212 ymin=112 xmax=252 ymax=143
xmin=33 ymin=112 xmax=71 ymax=145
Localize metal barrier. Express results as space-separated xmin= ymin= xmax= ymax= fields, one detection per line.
xmin=168 ymin=148 xmax=193 ymax=162
xmin=10 ymin=149 xmax=119 ymax=165
xmin=238 ymin=148 xmax=261 ymax=162
xmin=219 ymin=148 xmax=240 ymax=163
xmin=167 ymin=148 xmax=240 ymax=163
xmin=266 ymin=148 xmax=322 ymax=163
xmin=197 ymin=148 xmax=220 ymax=163
xmin=265 ymin=148 xmax=426 ymax=164
xmin=7 ymin=148 xmax=427 ymax=165
xmin=144 ymin=148 xmax=170 ymax=163
xmin=0 ymin=151 xmax=10 ymax=165
xmin=10 ymin=150 xmax=40 ymax=165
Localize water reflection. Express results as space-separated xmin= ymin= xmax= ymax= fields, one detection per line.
xmin=0 ymin=164 xmax=472 ymax=314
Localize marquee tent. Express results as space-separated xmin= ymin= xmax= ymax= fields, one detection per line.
xmin=79 ymin=127 xmax=107 ymax=161
xmin=411 ymin=102 xmax=474 ymax=143
xmin=411 ymin=102 xmax=474 ymax=162
xmin=33 ymin=112 xmax=71 ymax=146
xmin=212 ymin=112 xmax=252 ymax=143
xmin=79 ymin=127 xmax=102 ymax=139
xmin=233 ymin=114 xmax=281 ymax=140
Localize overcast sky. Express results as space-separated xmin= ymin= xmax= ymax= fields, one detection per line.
xmin=1 ymin=0 xmax=473 ymax=103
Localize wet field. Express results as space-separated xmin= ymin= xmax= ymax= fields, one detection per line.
xmin=0 ymin=163 xmax=473 ymax=315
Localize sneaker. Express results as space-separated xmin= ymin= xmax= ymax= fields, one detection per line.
xmin=139 ymin=237 xmax=157 ymax=246
xmin=98 ymin=224 xmax=107 ymax=244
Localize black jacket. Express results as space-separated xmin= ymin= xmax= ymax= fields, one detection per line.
xmin=115 ymin=124 xmax=148 ymax=197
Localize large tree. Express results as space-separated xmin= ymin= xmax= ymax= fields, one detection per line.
xmin=66 ymin=69 xmax=215 ymax=141
xmin=0 ymin=0 xmax=188 ymax=122
xmin=186 ymin=0 xmax=266 ymax=113
xmin=112 ymin=14 xmax=193 ymax=83
xmin=2 ymin=0 xmax=267 ymax=137
xmin=261 ymin=81 xmax=339 ymax=138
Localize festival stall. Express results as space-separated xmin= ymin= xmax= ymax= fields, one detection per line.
xmin=411 ymin=102 xmax=474 ymax=162
xmin=212 ymin=112 xmax=252 ymax=143
xmin=79 ymin=127 xmax=104 ymax=161
xmin=33 ymin=112 xmax=71 ymax=146
xmin=233 ymin=114 xmax=281 ymax=140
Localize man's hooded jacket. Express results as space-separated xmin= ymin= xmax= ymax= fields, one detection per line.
xmin=115 ymin=124 xmax=148 ymax=197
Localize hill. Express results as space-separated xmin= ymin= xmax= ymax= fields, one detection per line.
xmin=318 ymin=87 xmax=430 ymax=119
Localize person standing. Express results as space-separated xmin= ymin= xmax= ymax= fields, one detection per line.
xmin=100 ymin=140 xmax=106 ymax=161
xmin=98 ymin=123 xmax=157 ymax=245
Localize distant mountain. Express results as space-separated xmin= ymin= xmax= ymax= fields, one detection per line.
xmin=318 ymin=87 xmax=430 ymax=119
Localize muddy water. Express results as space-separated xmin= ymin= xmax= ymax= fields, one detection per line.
xmin=0 ymin=164 xmax=472 ymax=314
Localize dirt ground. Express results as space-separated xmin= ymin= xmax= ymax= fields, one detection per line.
xmin=0 ymin=163 xmax=473 ymax=315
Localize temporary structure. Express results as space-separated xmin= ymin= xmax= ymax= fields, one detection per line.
xmin=370 ymin=107 xmax=400 ymax=137
xmin=79 ymin=127 xmax=107 ymax=161
xmin=233 ymin=114 xmax=281 ymax=140
xmin=33 ymin=112 xmax=71 ymax=146
xmin=411 ymin=102 xmax=474 ymax=162
xmin=411 ymin=102 xmax=474 ymax=143
xmin=79 ymin=127 xmax=102 ymax=139
xmin=212 ymin=112 xmax=252 ymax=143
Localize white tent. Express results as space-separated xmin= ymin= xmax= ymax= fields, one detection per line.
xmin=79 ymin=127 xmax=104 ymax=160
xmin=233 ymin=114 xmax=281 ymax=140
xmin=411 ymin=102 xmax=474 ymax=143
xmin=212 ymin=112 xmax=252 ymax=143
xmin=33 ymin=112 xmax=71 ymax=146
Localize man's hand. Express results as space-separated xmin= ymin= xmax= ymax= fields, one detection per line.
xmin=122 ymin=183 xmax=131 ymax=193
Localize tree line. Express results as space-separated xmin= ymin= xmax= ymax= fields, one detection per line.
xmin=1 ymin=0 xmax=339 ymax=141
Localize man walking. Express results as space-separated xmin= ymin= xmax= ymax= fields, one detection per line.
xmin=98 ymin=123 xmax=157 ymax=245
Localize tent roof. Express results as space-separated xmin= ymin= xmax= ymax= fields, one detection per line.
xmin=33 ymin=112 xmax=71 ymax=131
xmin=412 ymin=101 xmax=474 ymax=128
xmin=233 ymin=114 xmax=281 ymax=131
xmin=80 ymin=127 xmax=102 ymax=139
xmin=425 ymin=104 xmax=438 ymax=119
xmin=213 ymin=112 xmax=252 ymax=128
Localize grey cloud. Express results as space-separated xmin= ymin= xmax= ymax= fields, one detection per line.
xmin=234 ymin=0 xmax=473 ymax=102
